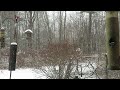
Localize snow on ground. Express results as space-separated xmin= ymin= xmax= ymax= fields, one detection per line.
xmin=0 ymin=62 xmax=98 ymax=79
xmin=0 ymin=68 xmax=47 ymax=79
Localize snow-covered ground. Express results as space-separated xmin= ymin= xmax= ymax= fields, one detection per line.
xmin=0 ymin=68 xmax=47 ymax=79
xmin=0 ymin=63 xmax=98 ymax=79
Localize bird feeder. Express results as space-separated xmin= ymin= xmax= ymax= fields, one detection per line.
xmin=24 ymin=29 xmax=33 ymax=39
xmin=9 ymin=42 xmax=17 ymax=71
xmin=9 ymin=42 xmax=17 ymax=79
xmin=0 ymin=27 xmax=5 ymax=48
xmin=24 ymin=29 xmax=33 ymax=48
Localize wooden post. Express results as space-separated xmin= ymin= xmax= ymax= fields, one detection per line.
xmin=106 ymin=11 xmax=120 ymax=70
xmin=9 ymin=42 xmax=17 ymax=71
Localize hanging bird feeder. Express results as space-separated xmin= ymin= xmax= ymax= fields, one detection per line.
xmin=0 ymin=27 xmax=5 ymax=48
xmin=24 ymin=29 xmax=33 ymax=48
xmin=24 ymin=29 xmax=33 ymax=39
xmin=9 ymin=42 xmax=17 ymax=79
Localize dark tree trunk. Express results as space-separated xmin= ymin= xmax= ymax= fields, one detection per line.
xmin=106 ymin=11 xmax=120 ymax=70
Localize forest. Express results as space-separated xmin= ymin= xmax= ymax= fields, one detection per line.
xmin=0 ymin=11 xmax=120 ymax=79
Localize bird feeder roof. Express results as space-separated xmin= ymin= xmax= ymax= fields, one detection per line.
xmin=11 ymin=42 xmax=17 ymax=45
xmin=24 ymin=29 xmax=33 ymax=34
xmin=0 ymin=27 xmax=5 ymax=31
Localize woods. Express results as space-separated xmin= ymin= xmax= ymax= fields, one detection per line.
xmin=0 ymin=11 xmax=120 ymax=79
xmin=0 ymin=11 xmax=106 ymax=53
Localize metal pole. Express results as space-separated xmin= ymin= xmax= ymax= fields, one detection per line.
xmin=10 ymin=71 xmax=12 ymax=79
xmin=80 ymin=65 xmax=82 ymax=77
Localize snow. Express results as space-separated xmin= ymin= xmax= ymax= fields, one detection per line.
xmin=0 ymin=63 xmax=98 ymax=79
xmin=11 ymin=42 xmax=17 ymax=45
xmin=1 ymin=27 xmax=5 ymax=30
xmin=0 ymin=68 xmax=47 ymax=79
xmin=24 ymin=29 xmax=33 ymax=33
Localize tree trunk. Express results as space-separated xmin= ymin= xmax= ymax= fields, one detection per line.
xmin=63 ymin=11 xmax=67 ymax=41
xmin=106 ymin=11 xmax=120 ymax=70
xmin=88 ymin=12 xmax=92 ymax=54
xmin=59 ymin=11 xmax=63 ymax=44
xmin=28 ymin=11 xmax=33 ymax=48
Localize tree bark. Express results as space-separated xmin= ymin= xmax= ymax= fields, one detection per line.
xmin=106 ymin=11 xmax=120 ymax=70
xmin=88 ymin=12 xmax=92 ymax=54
